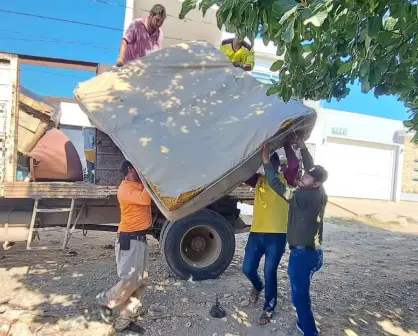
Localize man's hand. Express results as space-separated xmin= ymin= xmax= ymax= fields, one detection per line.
xmin=116 ymin=57 xmax=124 ymax=67
xmin=296 ymin=137 xmax=307 ymax=149
xmin=262 ymin=143 xmax=270 ymax=164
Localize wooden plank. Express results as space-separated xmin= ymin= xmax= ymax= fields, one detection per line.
xmin=2 ymin=182 xmax=118 ymax=199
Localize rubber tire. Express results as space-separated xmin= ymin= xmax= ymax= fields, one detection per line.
xmin=163 ymin=209 xmax=235 ymax=281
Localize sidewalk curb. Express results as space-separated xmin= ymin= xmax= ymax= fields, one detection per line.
xmin=328 ymin=201 xmax=359 ymax=217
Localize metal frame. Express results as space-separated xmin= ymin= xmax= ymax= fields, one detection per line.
xmin=26 ymin=198 xmax=76 ymax=250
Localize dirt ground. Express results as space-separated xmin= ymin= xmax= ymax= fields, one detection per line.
xmin=0 ymin=216 xmax=418 ymax=336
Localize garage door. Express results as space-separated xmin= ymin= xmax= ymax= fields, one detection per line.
xmin=324 ymin=138 xmax=395 ymax=200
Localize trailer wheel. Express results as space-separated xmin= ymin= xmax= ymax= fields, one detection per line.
xmin=163 ymin=209 xmax=235 ymax=281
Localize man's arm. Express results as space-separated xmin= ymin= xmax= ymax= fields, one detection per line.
xmin=297 ymin=138 xmax=314 ymax=171
xmin=117 ymin=40 xmax=128 ymax=67
xmin=116 ymin=20 xmax=137 ymax=66
xmin=283 ymin=142 xmax=299 ymax=187
xmin=262 ymin=145 xmax=293 ymax=201
xmin=121 ymin=184 xmax=152 ymax=205
xmin=242 ymin=48 xmax=255 ymax=71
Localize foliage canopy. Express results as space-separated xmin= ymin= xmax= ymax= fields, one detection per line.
xmin=180 ymin=0 xmax=418 ymax=141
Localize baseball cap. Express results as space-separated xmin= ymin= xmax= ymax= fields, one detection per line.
xmin=308 ymin=165 xmax=328 ymax=183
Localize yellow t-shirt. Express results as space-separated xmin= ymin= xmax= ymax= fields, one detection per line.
xmin=219 ymin=41 xmax=255 ymax=70
xmin=251 ymin=174 xmax=289 ymax=233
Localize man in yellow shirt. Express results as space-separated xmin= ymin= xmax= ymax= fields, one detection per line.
xmin=243 ymin=142 xmax=299 ymax=324
xmin=97 ymin=160 xmax=152 ymax=334
xmin=220 ymin=37 xmax=255 ymax=71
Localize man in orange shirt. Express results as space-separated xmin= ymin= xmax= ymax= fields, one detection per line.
xmin=97 ymin=160 xmax=152 ymax=334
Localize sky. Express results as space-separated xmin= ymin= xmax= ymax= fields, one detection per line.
xmin=0 ymin=0 xmax=409 ymax=121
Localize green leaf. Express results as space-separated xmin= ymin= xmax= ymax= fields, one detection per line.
xmin=365 ymin=35 xmax=372 ymax=51
xmin=383 ymin=16 xmax=398 ymax=31
xmin=360 ymin=60 xmax=370 ymax=77
xmin=199 ymin=0 xmax=220 ymax=16
xmin=362 ymin=79 xmax=371 ymax=93
xmin=179 ymin=0 xmax=197 ymax=19
xmin=303 ymin=11 xmax=328 ymax=27
xmin=404 ymin=120 xmax=413 ymax=128
xmin=377 ymin=61 xmax=390 ymax=76
xmin=282 ymin=17 xmax=296 ymax=43
xmin=272 ymin=0 xmax=299 ymax=14
xmin=270 ymin=60 xmax=284 ymax=72
xmin=267 ymin=86 xmax=280 ymax=96
xmin=279 ymin=5 xmax=299 ymax=24
xmin=302 ymin=43 xmax=316 ymax=52
xmin=263 ymin=33 xmax=270 ymax=46
xmin=301 ymin=8 xmax=313 ymax=21
xmin=337 ymin=61 xmax=353 ymax=75
xmin=369 ymin=67 xmax=382 ymax=84
xmin=367 ymin=16 xmax=382 ymax=38
xmin=276 ymin=44 xmax=286 ymax=56
xmin=377 ymin=31 xmax=393 ymax=43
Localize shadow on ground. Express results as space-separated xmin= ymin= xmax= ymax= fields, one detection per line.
xmin=0 ymin=218 xmax=417 ymax=335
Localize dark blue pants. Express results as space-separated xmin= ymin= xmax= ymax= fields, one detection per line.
xmin=288 ymin=248 xmax=323 ymax=336
xmin=242 ymin=232 xmax=287 ymax=313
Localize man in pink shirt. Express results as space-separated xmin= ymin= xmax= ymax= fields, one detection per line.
xmin=116 ymin=4 xmax=166 ymax=66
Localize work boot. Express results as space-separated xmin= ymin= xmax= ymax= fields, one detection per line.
xmin=96 ymin=292 xmax=114 ymax=324
xmin=257 ymin=311 xmax=273 ymax=325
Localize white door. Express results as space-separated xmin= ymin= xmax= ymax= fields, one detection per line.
xmin=324 ymin=138 xmax=395 ymax=200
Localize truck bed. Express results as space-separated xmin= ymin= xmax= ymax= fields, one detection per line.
xmin=1 ymin=181 xmax=254 ymax=201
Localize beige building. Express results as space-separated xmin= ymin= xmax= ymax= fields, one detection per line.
xmin=402 ymin=132 xmax=418 ymax=199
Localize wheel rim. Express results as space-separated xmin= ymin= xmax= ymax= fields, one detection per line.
xmin=180 ymin=225 xmax=222 ymax=268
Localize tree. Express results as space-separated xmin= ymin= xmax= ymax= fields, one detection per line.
xmin=180 ymin=0 xmax=418 ymax=142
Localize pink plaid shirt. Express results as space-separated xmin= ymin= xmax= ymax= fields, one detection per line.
xmin=123 ymin=17 xmax=163 ymax=62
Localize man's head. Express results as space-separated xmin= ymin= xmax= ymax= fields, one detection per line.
xmin=120 ymin=160 xmax=140 ymax=182
xmin=149 ymin=4 xmax=166 ymax=30
xmin=298 ymin=165 xmax=328 ymax=189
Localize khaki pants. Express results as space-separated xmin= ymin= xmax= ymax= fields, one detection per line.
xmin=98 ymin=239 xmax=148 ymax=330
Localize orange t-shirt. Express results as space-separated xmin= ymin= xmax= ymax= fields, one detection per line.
xmin=117 ymin=180 xmax=152 ymax=233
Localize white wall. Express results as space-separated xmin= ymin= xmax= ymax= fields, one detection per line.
xmin=60 ymin=126 xmax=86 ymax=171
xmin=59 ymin=102 xmax=91 ymax=171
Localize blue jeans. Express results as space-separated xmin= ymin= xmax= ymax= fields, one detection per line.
xmin=288 ymin=248 xmax=323 ymax=336
xmin=242 ymin=232 xmax=287 ymax=312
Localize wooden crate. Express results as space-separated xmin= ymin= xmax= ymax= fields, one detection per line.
xmin=95 ymin=129 xmax=125 ymax=185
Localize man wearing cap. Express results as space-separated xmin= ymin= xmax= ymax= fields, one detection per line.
xmin=116 ymin=4 xmax=166 ymax=67
xmin=262 ymin=138 xmax=328 ymax=336
xmin=97 ymin=160 xmax=152 ymax=334
xmin=243 ymin=140 xmax=299 ymax=324
xmin=220 ymin=37 xmax=255 ymax=71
